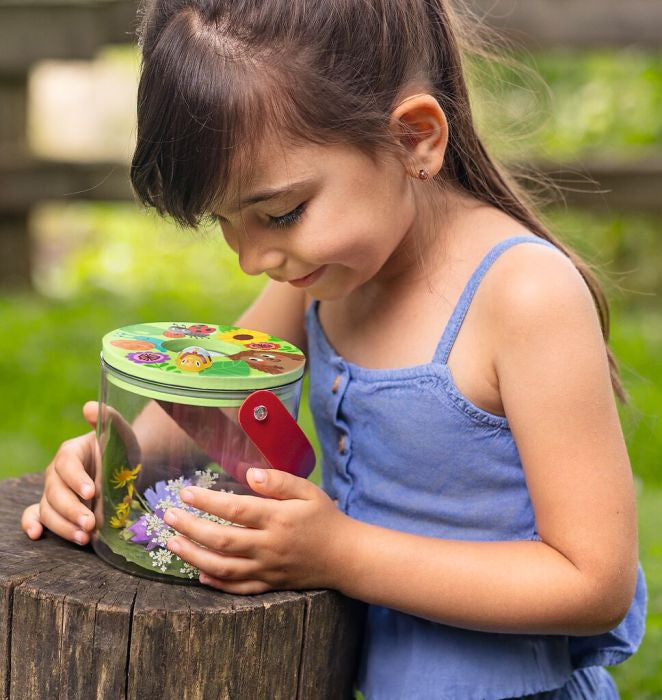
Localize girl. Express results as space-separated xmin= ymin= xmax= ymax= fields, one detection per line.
xmin=22 ymin=1 xmax=646 ymax=697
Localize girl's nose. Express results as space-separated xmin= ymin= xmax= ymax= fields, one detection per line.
xmin=237 ymin=240 xmax=286 ymax=277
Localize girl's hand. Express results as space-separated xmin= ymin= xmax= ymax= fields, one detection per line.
xmin=21 ymin=400 xmax=141 ymax=546
xmin=164 ymin=468 xmax=349 ymax=594
xmin=21 ymin=401 xmax=100 ymax=545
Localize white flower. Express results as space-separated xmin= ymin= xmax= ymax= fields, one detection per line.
xmin=155 ymin=496 xmax=177 ymax=511
xmin=149 ymin=548 xmax=173 ymax=572
xmin=144 ymin=513 xmax=163 ymax=536
xmin=165 ymin=476 xmax=188 ymax=494
xmin=180 ymin=561 xmax=200 ymax=579
xmin=194 ymin=469 xmax=219 ymax=489
xmin=151 ymin=526 xmax=176 ymax=548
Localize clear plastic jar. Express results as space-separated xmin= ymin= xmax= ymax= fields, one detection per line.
xmin=91 ymin=322 xmax=308 ymax=583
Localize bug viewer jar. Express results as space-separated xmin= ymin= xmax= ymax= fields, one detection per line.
xmin=92 ymin=322 xmax=315 ymax=583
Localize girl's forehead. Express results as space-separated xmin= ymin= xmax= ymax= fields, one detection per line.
xmin=220 ymin=139 xmax=331 ymax=209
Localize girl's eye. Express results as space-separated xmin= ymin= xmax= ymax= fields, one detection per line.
xmin=267 ymin=203 xmax=307 ymax=229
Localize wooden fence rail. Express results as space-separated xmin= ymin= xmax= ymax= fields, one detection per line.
xmin=3 ymin=157 xmax=661 ymax=214
xmin=465 ymin=0 xmax=662 ymax=49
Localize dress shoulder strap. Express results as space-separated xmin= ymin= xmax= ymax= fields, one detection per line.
xmin=433 ymin=235 xmax=562 ymax=365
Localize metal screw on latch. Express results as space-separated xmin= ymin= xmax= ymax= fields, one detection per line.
xmin=253 ymin=405 xmax=268 ymax=421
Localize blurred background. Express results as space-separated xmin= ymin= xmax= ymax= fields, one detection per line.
xmin=0 ymin=0 xmax=660 ymax=695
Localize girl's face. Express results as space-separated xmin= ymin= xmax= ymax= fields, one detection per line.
xmin=214 ymin=140 xmax=425 ymax=301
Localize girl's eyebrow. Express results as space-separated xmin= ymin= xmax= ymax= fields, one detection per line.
xmin=225 ymin=177 xmax=316 ymax=214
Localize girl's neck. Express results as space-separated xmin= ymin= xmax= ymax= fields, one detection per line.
xmin=357 ymin=187 xmax=483 ymax=303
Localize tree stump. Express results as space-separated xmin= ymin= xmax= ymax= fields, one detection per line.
xmin=0 ymin=474 xmax=365 ymax=699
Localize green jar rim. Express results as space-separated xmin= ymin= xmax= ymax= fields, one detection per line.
xmin=102 ymin=359 xmax=302 ymax=406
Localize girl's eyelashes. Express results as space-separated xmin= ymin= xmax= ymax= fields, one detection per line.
xmin=267 ymin=202 xmax=307 ymax=229
xmin=210 ymin=202 xmax=307 ymax=229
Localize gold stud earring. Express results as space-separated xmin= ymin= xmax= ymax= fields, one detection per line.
xmin=418 ymin=168 xmax=430 ymax=181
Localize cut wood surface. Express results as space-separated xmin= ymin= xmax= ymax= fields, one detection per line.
xmin=0 ymin=473 xmax=365 ymax=699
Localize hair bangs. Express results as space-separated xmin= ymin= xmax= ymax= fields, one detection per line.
xmin=130 ymin=10 xmax=278 ymax=227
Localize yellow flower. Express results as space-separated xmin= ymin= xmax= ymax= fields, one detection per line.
xmin=217 ymin=328 xmax=270 ymax=345
xmin=110 ymin=464 xmax=141 ymax=489
xmin=109 ymin=484 xmax=134 ymax=528
xmin=109 ymin=506 xmax=129 ymax=528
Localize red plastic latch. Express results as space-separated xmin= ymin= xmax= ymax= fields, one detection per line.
xmin=238 ymin=390 xmax=316 ymax=478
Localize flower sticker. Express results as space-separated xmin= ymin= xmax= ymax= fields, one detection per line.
xmin=127 ymin=351 xmax=170 ymax=364
xmin=217 ymin=328 xmax=271 ymax=345
xmin=246 ymin=342 xmax=281 ymax=350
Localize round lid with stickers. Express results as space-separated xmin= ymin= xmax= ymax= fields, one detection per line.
xmin=101 ymin=322 xmax=306 ymax=392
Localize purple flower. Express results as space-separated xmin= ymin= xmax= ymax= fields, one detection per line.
xmin=128 ymin=476 xmax=196 ymax=551
xmin=127 ymin=351 xmax=169 ymax=364
xmin=128 ymin=515 xmax=159 ymax=550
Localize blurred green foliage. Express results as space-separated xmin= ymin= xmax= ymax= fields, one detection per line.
xmin=1 ymin=43 xmax=660 ymax=697
xmin=471 ymin=49 xmax=662 ymax=161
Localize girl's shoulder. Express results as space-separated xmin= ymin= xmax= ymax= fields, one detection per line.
xmin=478 ymin=234 xmax=598 ymax=338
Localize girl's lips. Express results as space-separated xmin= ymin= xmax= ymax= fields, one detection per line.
xmin=288 ymin=265 xmax=327 ymax=288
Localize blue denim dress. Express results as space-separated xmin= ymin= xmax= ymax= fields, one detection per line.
xmin=305 ymin=236 xmax=646 ymax=699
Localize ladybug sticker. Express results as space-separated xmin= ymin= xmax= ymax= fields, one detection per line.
xmin=164 ymin=323 xmax=217 ymax=339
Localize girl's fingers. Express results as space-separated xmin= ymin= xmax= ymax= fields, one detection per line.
xmin=199 ymin=573 xmax=271 ymax=595
xmin=21 ymin=503 xmax=43 ymax=540
xmin=44 ymin=468 xmax=95 ymax=532
xmin=52 ymin=437 xmax=96 ymax=501
xmin=166 ymin=536 xmax=261 ymax=581
xmin=177 ymin=487 xmax=270 ymax=529
xmin=38 ymin=497 xmax=90 ymax=545
xmin=164 ymin=508 xmax=255 ymax=555
xmin=82 ymin=400 xmax=100 ymax=429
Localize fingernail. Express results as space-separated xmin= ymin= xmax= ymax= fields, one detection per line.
xmin=168 ymin=538 xmax=180 ymax=553
xmin=81 ymin=484 xmax=94 ymax=499
xmin=74 ymin=530 xmax=86 ymax=544
xmin=250 ymin=468 xmax=266 ymax=483
xmin=27 ymin=526 xmax=38 ymax=539
xmin=199 ymin=573 xmax=209 ymax=584
xmin=179 ymin=489 xmax=193 ymax=503
xmin=164 ymin=509 xmax=177 ymax=525
xmin=78 ymin=513 xmax=89 ymax=529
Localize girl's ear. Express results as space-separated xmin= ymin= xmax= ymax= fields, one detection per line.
xmin=389 ymin=93 xmax=448 ymax=179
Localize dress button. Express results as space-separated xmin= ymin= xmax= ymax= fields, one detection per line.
xmin=331 ymin=374 xmax=341 ymax=394
xmin=337 ymin=433 xmax=347 ymax=454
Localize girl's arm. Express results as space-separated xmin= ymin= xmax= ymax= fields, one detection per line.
xmin=329 ymin=243 xmax=638 ymax=635
xmin=233 ymin=278 xmax=310 ymax=351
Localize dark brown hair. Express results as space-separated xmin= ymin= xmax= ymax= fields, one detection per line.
xmin=130 ymin=0 xmax=626 ymax=401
